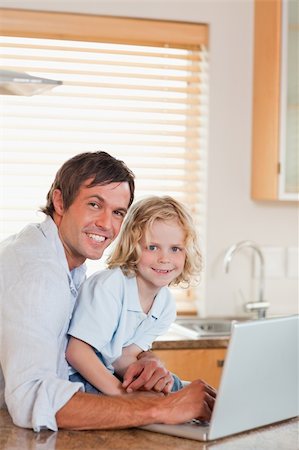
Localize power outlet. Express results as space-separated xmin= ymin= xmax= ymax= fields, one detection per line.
xmin=286 ymin=247 xmax=299 ymax=279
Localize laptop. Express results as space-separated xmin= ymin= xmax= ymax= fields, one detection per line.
xmin=141 ymin=315 xmax=299 ymax=441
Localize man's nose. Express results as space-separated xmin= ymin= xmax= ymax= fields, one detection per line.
xmin=95 ymin=210 xmax=112 ymax=230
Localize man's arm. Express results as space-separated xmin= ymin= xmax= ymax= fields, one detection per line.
xmin=56 ymin=379 xmax=217 ymax=430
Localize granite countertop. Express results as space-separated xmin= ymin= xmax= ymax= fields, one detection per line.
xmin=0 ymin=409 xmax=298 ymax=450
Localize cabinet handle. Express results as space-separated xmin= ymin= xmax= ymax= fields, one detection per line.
xmin=217 ymin=359 xmax=225 ymax=368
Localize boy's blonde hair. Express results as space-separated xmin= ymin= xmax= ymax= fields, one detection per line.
xmin=107 ymin=195 xmax=202 ymax=287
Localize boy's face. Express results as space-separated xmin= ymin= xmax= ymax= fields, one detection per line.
xmin=53 ymin=178 xmax=131 ymax=270
xmin=136 ymin=218 xmax=186 ymax=295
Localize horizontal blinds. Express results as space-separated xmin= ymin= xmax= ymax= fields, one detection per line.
xmin=0 ymin=15 xmax=208 ymax=313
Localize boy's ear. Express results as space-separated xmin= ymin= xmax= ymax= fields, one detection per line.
xmin=52 ymin=189 xmax=65 ymax=215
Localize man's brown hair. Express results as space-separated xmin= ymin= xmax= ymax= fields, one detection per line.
xmin=41 ymin=151 xmax=135 ymax=217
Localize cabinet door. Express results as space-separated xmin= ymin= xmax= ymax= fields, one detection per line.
xmin=278 ymin=0 xmax=299 ymax=199
xmin=153 ymin=348 xmax=226 ymax=389
xmin=251 ymin=0 xmax=299 ymax=201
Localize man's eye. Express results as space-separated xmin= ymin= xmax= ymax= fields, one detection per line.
xmin=114 ymin=210 xmax=125 ymax=218
xmin=89 ymin=202 xmax=99 ymax=209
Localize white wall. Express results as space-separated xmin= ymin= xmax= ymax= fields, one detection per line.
xmin=1 ymin=0 xmax=298 ymax=318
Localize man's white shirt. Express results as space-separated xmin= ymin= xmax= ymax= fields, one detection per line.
xmin=0 ymin=216 xmax=86 ymax=431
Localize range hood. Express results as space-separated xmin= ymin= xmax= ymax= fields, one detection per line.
xmin=0 ymin=70 xmax=62 ymax=96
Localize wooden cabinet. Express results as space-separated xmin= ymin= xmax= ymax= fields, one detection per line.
xmin=153 ymin=348 xmax=226 ymax=389
xmin=251 ymin=0 xmax=298 ymax=201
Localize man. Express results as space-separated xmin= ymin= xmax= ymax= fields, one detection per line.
xmin=0 ymin=151 xmax=216 ymax=431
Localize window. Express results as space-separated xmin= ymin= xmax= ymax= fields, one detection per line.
xmin=0 ymin=9 xmax=209 ymax=313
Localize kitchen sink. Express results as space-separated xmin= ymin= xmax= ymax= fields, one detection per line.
xmin=171 ymin=318 xmax=241 ymax=337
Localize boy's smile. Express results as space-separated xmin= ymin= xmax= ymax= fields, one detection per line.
xmin=136 ymin=218 xmax=186 ymax=300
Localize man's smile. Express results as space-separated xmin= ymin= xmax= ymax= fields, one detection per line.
xmin=86 ymin=233 xmax=107 ymax=243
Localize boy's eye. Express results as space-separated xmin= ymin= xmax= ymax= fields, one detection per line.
xmin=172 ymin=247 xmax=182 ymax=253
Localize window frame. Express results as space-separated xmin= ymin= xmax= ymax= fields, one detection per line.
xmin=0 ymin=8 xmax=208 ymax=49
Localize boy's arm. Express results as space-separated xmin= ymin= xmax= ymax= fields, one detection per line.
xmin=112 ymin=344 xmax=141 ymax=378
xmin=66 ymin=337 xmax=125 ymax=396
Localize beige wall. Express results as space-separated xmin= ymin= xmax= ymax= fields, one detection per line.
xmin=1 ymin=0 xmax=297 ymax=318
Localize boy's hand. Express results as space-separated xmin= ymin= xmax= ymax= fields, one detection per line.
xmin=122 ymin=351 xmax=174 ymax=393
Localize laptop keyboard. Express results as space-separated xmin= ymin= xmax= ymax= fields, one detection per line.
xmin=191 ymin=419 xmax=210 ymax=427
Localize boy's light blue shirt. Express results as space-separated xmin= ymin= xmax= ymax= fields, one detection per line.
xmin=68 ymin=267 xmax=176 ymax=372
xmin=0 ymin=216 xmax=86 ymax=431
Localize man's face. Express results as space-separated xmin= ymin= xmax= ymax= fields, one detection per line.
xmin=53 ymin=179 xmax=131 ymax=270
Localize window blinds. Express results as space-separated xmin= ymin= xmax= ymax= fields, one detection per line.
xmin=0 ymin=10 xmax=209 ymax=312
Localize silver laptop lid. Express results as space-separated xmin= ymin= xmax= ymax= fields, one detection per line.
xmin=141 ymin=315 xmax=298 ymax=441
xmin=209 ymin=315 xmax=299 ymax=440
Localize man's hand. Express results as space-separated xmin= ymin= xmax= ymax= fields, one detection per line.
xmin=158 ymin=379 xmax=217 ymax=424
xmin=122 ymin=351 xmax=174 ymax=394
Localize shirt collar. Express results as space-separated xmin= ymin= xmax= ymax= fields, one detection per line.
xmin=148 ymin=289 xmax=167 ymax=319
xmin=126 ymin=275 xmax=143 ymax=312
xmin=126 ymin=274 xmax=166 ymax=319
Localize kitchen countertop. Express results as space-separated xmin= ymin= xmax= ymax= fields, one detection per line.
xmin=152 ymin=316 xmax=258 ymax=350
xmin=152 ymin=329 xmax=229 ymax=350
xmin=0 ymin=409 xmax=298 ymax=450
xmin=152 ymin=336 xmax=229 ymax=350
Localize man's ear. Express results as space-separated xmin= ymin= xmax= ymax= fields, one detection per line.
xmin=52 ymin=189 xmax=65 ymax=216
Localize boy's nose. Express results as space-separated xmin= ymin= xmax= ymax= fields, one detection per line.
xmin=158 ymin=250 xmax=170 ymax=262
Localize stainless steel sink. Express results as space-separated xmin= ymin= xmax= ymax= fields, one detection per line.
xmin=172 ymin=318 xmax=240 ymax=337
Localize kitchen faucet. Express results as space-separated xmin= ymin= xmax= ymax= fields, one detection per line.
xmin=223 ymin=240 xmax=270 ymax=319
